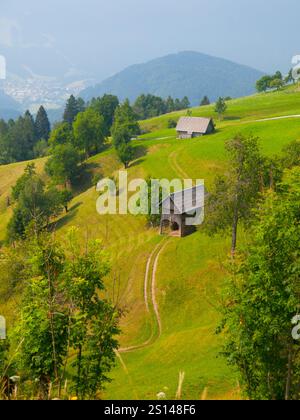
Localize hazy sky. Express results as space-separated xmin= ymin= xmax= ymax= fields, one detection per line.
xmin=1 ymin=0 xmax=300 ymax=80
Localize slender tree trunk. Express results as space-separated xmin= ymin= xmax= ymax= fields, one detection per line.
xmin=285 ymin=343 xmax=293 ymax=401
xmin=59 ymin=309 xmax=71 ymax=399
xmin=47 ymin=260 xmax=59 ymax=384
xmin=231 ymin=203 xmax=239 ymax=257
xmin=76 ymin=345 xmax=82 ymax=398
xmin=269 ymin=168 xmax=274 ymax=191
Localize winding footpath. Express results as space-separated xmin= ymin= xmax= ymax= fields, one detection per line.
xmin=116 ymin=145 xmax=189 ymax=381
xmin=119 ymin=238 xmax=170 ymax=353
xmin=169 ymin=148 xmax=190 ymax=180
xmin=151 ymin=241 xmax=170 ymax=337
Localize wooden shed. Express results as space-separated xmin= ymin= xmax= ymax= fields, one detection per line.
xmin=176 ymin=116 xmax=215 ymax=139
xmin=160 ymin=185 xmax=205 ymax=237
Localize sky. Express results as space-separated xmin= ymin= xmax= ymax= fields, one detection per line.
xmin=1 ymin=0 xmax=300 ymax=81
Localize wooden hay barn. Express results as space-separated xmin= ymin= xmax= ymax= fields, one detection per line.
xmin=176 ymin=116 xmax=215 ymax=139
xmin=160 ymin=185 xmax=205 ymax=238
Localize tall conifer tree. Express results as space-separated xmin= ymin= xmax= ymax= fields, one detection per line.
xmin=35 ymin=106 xmax=51 ymax=141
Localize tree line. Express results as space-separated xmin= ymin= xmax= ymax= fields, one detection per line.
xmin=132 ymin=94 xmax=190 ymax=120
xmin=256 ymin=69 xmax=296 ymax=92
xmin=0 ymin=106 xmax=50 ymax=164
xmin=0 ymin=91 xmax=216 ymax=166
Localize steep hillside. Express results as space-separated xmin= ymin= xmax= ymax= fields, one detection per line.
xmin=81 ymin=51 xmax=264 ymax=105
xmin=1 ymin=85 xmax=300 ymax=399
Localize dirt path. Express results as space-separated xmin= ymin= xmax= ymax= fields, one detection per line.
xmin=151 ymin=241 xmax=169 ymax=337
xmin=241 ymin=114 xmax=300 ymax=125
xmin=119 ymin=239 xmax=169 ymax=353
xmin=169 ymin=149 xmax=190 ymax=179
xmin=144 ymin=242 xmax=162 ymax=314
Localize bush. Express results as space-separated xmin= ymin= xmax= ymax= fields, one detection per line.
xmin=168 ymin=119 xmax=177 ymax=128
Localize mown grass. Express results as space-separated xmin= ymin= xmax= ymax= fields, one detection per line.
xmin=0 ymin=85 xmax=300 ymax=399
xmin=140 ymin=84 xmax=300 ymax=132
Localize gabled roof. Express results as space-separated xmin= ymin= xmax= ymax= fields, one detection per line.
xmin=176 ymin=116 xmax=212 ymax=134
xmin=162 ymin=184 xmax=205 ymax=215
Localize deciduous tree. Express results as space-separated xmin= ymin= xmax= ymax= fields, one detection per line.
xmin=214 ymin=97 xmax=227 ymax=120
xmin=73 ymin=109 xmax=105 ymax=158
xmin=205 ymin=134 xmax=263 ymax=255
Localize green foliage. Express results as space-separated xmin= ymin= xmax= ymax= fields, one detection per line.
xmin=261 ymin=156 xmax=283 ymax=191
xmin=133 ymin=94 xmax=167 ymax=120
xmin=0 ymin=111 xmax=38 ymax=164
xmin=285 ymin=69 xmax=296 ymax=85
xmin=8 ymin=230 xmax=120 ymax=399
xmin=59 ymin=189 xmax=73 ymax=213
xmin=220 ymin=168 xmax=300 ymax=400
xmin=206 ymin=134 xmax=263 ymax=253
xmin=181 ymin=96 xmax=190 ymax=109
xmin=33 ymin=139 xmax=49 ymax=158
xmin=35 ymin=106 xmax=51 ymax=141
xmin=116 ymin=143 xmax=134 ymax=169
xmin=73 ymin=108 xmax=105 ymax=157
xmin=112 ymin=100 xmax=140 ymax=169
xmin=112 ymin=100 xmax=140 ymax=138
xmin=200 ymin=96 xmax=210 ymax=106
xmin=256 ymin=71 xmax=285 ymax=93
xmin=132 ymin=94 xmax=190 ymax=119
xmin=281 ymin=140 xmax=300 ymax=169
xmin=0 ymin=340 xmax=9 ymax=376
xmin=90 ymin=94 xmax=119 ymax=136
xmin=48 ymin=122 xmax=74 ymax=148
xmin=145 ymin=179 xmax=162 ymax=227
xmin=8 ymin=166 xmax=67 ymax=241
xmin=45 ymin=143 xmax=81 ymax=186
xmin=112 ymin=99 xmax=140 ymax=167
xmin=0 ymin=242 xmax=27 ymax=300
xmin=214 ymin=97 xmax=227 ymax=120
xmin=256 ymin=75 xmax=273 ymax=92
xmin=15 ymin=235 xmax=68 ymax=397
xmin=63 ymin=95 xmax=85 ymax=125
xmin=64 ymin=230 xmax=120 ymax=399
xmin=270 ymin=78 xmax=284 ymax=91
xmin=0 ymin=340 xmax=10 ymax=398
xmin=112 ymin=124 xmax=132 ymax=149
xmin=12 ymin=163 xmax=36 ymax=201
xmin=167 ymin=119 xmax=177 ymax=129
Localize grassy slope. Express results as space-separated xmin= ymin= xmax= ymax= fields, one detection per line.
xmin=141 ymin=86 xmax=300 ymax=131
xmin=0 ymin=157 xmax=47 ymax=243
xmin=1 ymin=85 xmax=300 ymax=400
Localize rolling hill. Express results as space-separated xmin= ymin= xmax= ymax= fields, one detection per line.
xmin=1 ymin=85 xmax=300 ymax=399
xmin=81 ymin=51 xmax=264 ymax=105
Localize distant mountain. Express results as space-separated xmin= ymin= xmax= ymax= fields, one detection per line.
xmin=0 ymin=89 xmax=21 ymax=120
xmin=81 ymin=51 xmax=264 ymax=105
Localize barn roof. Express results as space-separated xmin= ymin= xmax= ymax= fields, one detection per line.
xmin=162 ymin=184 xmax=205 ymax=214
xmin=176 ymin=117 xmax=212 ymax=134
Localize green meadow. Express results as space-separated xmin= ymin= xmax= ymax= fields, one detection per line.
xmin=1 ymin=85 xmax=300 ymax=399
